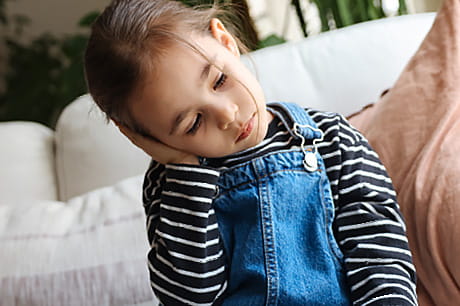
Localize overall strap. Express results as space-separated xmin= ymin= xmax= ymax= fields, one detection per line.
xmin=267 ymin=102 xmax=324 ymax=172
xmin=267 ymin=102 xmax=322 ymax=140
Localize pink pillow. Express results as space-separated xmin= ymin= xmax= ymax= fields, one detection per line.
xmin=349 ymin=0 xmax=460 ymax=304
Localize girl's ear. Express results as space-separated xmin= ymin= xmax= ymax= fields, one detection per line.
xmin=209 ymin=18 xmax=240 ymax=57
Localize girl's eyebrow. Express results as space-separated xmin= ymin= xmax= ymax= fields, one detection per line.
xmin=169 ymin=61 xmax=213 ymax=135
xmin=170 ymin=110 xmax=188 ymax=135
xmin=199 ymin=53 xmax=218 ymax=83
xmin=200 ymin=63 xmax=211 ymax=82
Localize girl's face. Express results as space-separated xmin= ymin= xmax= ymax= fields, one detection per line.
xmin=129 ymin=20 xmax=272 ymax=158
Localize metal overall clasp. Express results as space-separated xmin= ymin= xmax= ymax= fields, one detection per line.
xmin=293 ymin=123 xmax=324 ymax=172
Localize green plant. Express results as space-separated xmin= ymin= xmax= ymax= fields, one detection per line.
xmin=292 ymin=0 xmax=408 ymax=35
xmin=0 ymin=2 xmax=98 ymax=128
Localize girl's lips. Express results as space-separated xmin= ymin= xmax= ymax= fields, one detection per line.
xmin=236 ymin=114 xmax=255 ymax=143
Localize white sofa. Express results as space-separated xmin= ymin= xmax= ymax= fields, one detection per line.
xmin=0 ymin=13 xmax=435 ymax=306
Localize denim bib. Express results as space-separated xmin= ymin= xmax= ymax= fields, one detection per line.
xmin=213 ymin=102 xmax=350 ymax=305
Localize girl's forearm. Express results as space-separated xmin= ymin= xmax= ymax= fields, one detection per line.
xmin=146 ymin=163 xmax=228 ymax=304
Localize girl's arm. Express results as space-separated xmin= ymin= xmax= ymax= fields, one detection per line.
xmin=311 ymin=110 xmax=417 ymax=305
xmin=143 ymin=160 xmax=227 ymax=305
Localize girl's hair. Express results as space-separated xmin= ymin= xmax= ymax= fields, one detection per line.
xmin=84 ymin=0 xmax=250 ymax=135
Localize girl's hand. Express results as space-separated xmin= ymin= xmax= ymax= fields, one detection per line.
xmin=117 ymin=124 xmax=199 ymax=165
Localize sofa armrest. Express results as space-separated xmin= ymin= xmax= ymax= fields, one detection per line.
xmin=0 ymin=121 xmax=58 ymax=204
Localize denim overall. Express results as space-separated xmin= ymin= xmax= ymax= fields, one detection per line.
xmin=213 ymin=102 xmax=350 ymax=305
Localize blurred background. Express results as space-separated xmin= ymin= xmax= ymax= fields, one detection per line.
xmin=0 ymin=0 xmax=442 ymax=128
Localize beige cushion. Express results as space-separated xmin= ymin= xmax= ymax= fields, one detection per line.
xmin=0 ymin=121 xmax=57 ymax=204
xmin=55 ymin=95 xmax=150 ymax=200
xmin=349 ymin=0 xmax=460 ymax=304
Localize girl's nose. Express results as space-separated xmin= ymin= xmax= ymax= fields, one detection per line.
xmin=213 ymin=102 xmax=238 ymax=130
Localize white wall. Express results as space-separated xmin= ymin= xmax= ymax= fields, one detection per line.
xmin=408 ymin=0 xmax=443 ymax=12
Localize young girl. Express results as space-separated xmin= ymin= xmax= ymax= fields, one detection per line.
xmin=84 ymin=0 xmax=417 ymax=305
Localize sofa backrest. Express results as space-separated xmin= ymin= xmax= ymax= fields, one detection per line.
xmin=245 ymin=12 xmax=435 ymax=114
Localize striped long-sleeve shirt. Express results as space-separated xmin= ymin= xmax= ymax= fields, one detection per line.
xmin=142 ymin=106 xmax=417 ymax=305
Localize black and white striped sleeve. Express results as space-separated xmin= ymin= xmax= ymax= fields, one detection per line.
xmin=310 ymin=111 xmax=417 ymax=306
xmin=142 ymin=161 xmax=227 ymax=305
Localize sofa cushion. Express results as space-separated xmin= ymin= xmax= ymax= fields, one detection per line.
xmin=0 ymin=175 xmax=158 ymax=306
xmin=348 ymin=0 xmax=460 ymax=304
xmin=0 ymin=121 xmax=57 ymax=204
xmin=55 ymin=95 xmax=151 ymax=200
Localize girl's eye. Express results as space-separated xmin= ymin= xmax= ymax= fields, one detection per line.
xmin=186 ymin=113 xmax=202 ymax=135
xmin=213 ymin=72 xmax=227 ymax=90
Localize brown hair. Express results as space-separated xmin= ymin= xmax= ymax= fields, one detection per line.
xmin=84 ymin=0 xmax=250 ymax=135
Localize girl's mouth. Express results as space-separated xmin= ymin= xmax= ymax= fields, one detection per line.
xmin=236 ymin=114 xmax=255 ymax=143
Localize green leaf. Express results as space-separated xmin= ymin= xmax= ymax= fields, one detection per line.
xmin=337 ymin=0 xmax=353 ymax=27
xmin=311 ymin=0 xmax=332 ymax=31
xmin=257 ymin=34 xmax=286 ymax=49
xmin=398 ymin=0 xmax=408 ymax=15
xmin=78 ymin=11 xmax=100 ymax=27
